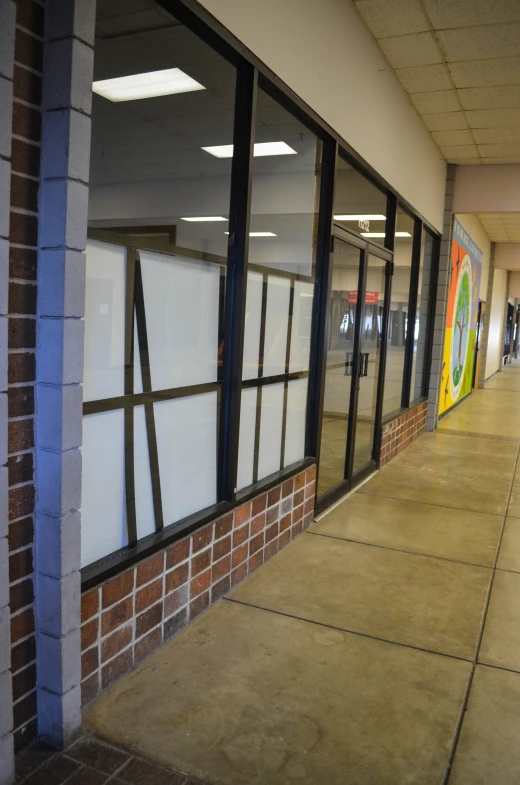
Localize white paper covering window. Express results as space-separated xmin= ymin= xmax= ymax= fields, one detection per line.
xmin=84 ymin=240 xmax=126 ymax=402
xmin=284 ymin=378 xmax=308 ymax=467
xmin=258 ymin=382 xmax=285 ymax=481
xmin=242 ymin=270 xmax=263 ymax=380
xmin=81 ymin=410 xmax=127 ymax=567
xmin=154 ymin=392 xmax=218 ymax=524
xmin=290 ymin=281 xmax=314 ymax=373
xmin=237 ymin=387 xmax=258 ymax=490
xmin=139 ymin=250 xmax=220 ymax=390
xmin=263 ymin=276 xmax=291 ymax=377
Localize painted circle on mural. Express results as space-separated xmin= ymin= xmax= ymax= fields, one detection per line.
xmin=450 ymin=254 xmax=472 ymax=402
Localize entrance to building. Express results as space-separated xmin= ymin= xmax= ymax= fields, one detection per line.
xmin=315 ymin=226 xmax=392 ymax=514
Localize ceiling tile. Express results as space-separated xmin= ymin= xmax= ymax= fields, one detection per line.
xmin=466 ymin=108 xmax=520 ymax=128
xmin=474 ymin=126 xmax=520 ymax=142
xmin=396 ymin=63 xmax=452 ymax=92
xmin=422 ymin=0 xmax=520 ymax=29
xmin=379 ymin=32 xmax=442 ymax=68
xmin=441 ymin=144 xmax=479 ymax=160
xmin=449 ymin=57 xmax=520 ymax=89
xmin=411 ymin=89 xmax=460 ymax=113
xmin=482 ymin=156 xmax=520 ymax=164
xmin=354 ymin=0 xmax=429 ymax=38
xmin=436 ymin=24 xmax=520 ymax=63
xmin=422 ymin=111 xmax=468 ymax=131
xmin=459 ymin=85 xmax=520 ymax=111
xmin=432 ymin=129 xmax=473 ymax=146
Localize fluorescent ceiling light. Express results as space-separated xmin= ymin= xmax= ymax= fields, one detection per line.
xmin=334 ymin=214 xmax=386 ymax=221
xmin=92 ymin=68 xmax=205 ymax=102
xmin=180 ymin=216 xmax=227 ymax=222
xmin=202 ymin=142 xmax=297 ymax=158
xmin=225 ymin=231 xmax=277 ymax=237
xmin=361 ymin=231 xmax=411 ymax=238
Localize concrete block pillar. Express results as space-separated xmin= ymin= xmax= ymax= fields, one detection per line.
xmin=36 ymin=0 xmax=95 ymax=749
xmin=426 ymin=164 xmax=455 ymax=431
xmin=0 ymin=1 xmax=16 ymax=780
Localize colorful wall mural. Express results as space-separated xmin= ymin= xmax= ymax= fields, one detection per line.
xmin=439 ymin=219 xmax=482 ymax=416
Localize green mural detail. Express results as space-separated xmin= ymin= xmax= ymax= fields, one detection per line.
xmin=452 ymin=269 xmax=471 ymax=389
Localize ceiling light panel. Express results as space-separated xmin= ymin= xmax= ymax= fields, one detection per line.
xmin=361 ymin=232 xmax=412 ymax=238
xmin=202 ymin=142 xmax=297 ymax=158
xmin=225 ymin=231 xmax=277 ymax=237
xmin=334 ymin=215 xmax=386 ymax=221
xmin=180 ymin=216 xmax=227 ymax=222
xmin=92 ymin=68 xmax=205 ymax=102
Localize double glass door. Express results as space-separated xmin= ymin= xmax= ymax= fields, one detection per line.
xmin=316 ymin=227 xmax=392 ymax=511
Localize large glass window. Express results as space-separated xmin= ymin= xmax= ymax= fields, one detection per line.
xmin=410 ymin=228 xmax=435 ymax=402
xmin=333 ymin=158 xmax=389 ymax=247
xmin=237 ymin=87 xmax=322 ymax=490
xmin=382 ymin=207 xmax=415 ymax=415
xmin=82 ymin=1 xmax=237 ymax=568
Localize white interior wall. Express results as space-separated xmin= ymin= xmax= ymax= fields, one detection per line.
xmin=196 ymin=0 xmax=446 ymax=231
xmin=485 ymin=268 xmax=508 ymax=379
xmin=495 ymin=244 xmax=520 ymax=271
xmin=455 ymin=215 xmax=491 ymax=301
xmin=510 ymin=272 xmax=520 ymax=298
xmin=454 ymin=165 xmax=520 ymax=213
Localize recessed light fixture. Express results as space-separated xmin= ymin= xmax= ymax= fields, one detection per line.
xmin=334 ymin=214 xmax=386 ymax=221
xmin=180 ymin=216 xmax=227 ymax=222
xmin=202 ymin=142 xmax=297 ymax=158
xmin=92 ymin=68 xmax=205 ymax=102
xmin=361 ymin=231 xmax=411 ymax=238
xmin=225 ymin=231 xmax=277 ymax=237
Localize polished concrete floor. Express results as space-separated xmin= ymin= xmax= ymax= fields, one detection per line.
xmin=86 ymin=361 xmax=520 ymax=785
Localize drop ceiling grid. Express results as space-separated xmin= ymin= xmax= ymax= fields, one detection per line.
xmin=477 ymin=213 xmax=520 ymax=242
xmin=354 ymin=0 xmax=520 ymax=164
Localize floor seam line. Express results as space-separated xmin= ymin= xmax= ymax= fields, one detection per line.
xmin=304 ymin=529 xmax=496 ymax=569
xmin=357 ymin=488 xmax=509 ymax=516
xmin=222 ymin=596 xmax=474 ymax=665
xmin=441 ymin=442 xmax=520 ymax=785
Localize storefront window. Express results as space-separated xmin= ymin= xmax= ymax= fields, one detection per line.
xmin=81 ymin=1 xmax=237 ymax=568
xmin=410 ymin=228 xmax=435 ymax=402
xmin=382 ymin=207 xmax=415 ymax=415
xmin=333 ymin=158 xmax=389 ymax=248
xmin=237 ymin=87 xmax=321 ymax=489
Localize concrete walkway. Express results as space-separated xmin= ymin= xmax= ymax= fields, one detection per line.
xmin=85 ymin=362 xmax=520 ymax=785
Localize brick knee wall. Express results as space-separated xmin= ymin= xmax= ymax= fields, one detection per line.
xmin=79 ymin=466 xmax=316 ymax=706
xmin=379 ymin=401 xmax=428 ymax=467
xmin=8 ymin=0 xmax=44 ymax=753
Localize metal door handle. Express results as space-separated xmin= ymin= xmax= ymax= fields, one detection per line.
xmin=358 ymin=352 xmax=369 ymax=377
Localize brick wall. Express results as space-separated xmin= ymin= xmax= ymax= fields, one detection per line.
xmin=8 ymin=0 xmax=44 ymax=753
xmin=80 ymin=466 xmax=316 ymax=707
xmin=379 ymin=401 xmax=428 ymax=467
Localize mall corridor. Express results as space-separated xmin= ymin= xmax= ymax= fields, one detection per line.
xmin=16 ymin=361 xmax=513 ymax=785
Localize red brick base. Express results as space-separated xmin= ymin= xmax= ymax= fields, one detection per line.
xmin=80 ymin=466 xmax=316 ymax=706
xmin=379 ymin=401 xmax=428 ymax=467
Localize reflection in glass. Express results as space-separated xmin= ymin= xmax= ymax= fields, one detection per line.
xmin=82 ymin=0 xmax=237 ymax=567
xmin=382 ymin=208 xmax=415 ymax=415
xmin=237 ymin=88 xmax=321 ymax=490
xmin=411 ymin=228 xmax=435 ymax=401
xmin=333 ymin=157 xmax=389 ymax=248
xmin=317 ymin=240 xmax=361 ymax=496
xmin=353 ymin=254 xmax=386 ymax=472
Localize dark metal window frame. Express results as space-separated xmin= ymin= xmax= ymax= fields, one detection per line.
xmin=81 ymin=0 xmax=441 ymax=589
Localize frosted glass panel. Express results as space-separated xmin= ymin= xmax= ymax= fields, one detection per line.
xmin=258 ymin=382 xmax=284 ymax=481
xmin=140 ymin=250 xmax=220 ymax=391
xmin=237 ymin=387 xmax=258 ymax=490
xmin=290 ymin=281 xmax=314 ymax=372
xmin=263 ymin=276 xmax=290 ymax=377
xmin=134 ymin=405 xmax=156 ymax=542
xmin=84 ymin=240 xmax=126 ymax=402
xmin=81 ymin=410 xmax=126 ymax=567
xmin=284 ymin=378 xmax=308 ymax=467
xmin=243 ymin=271 xmax=263 ymax=380
xmin=154 ymin=392 xmax=217 ymax=524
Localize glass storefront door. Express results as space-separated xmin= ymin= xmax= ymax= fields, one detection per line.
xmin=316 ymin=227 xmax=392 ymax=512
